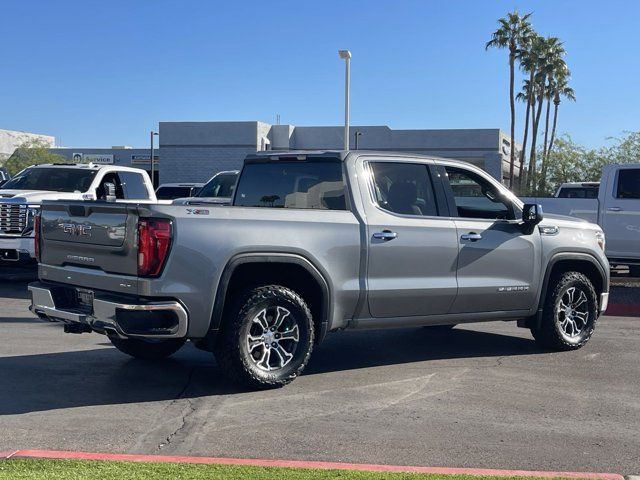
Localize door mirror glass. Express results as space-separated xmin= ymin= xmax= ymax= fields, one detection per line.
xmin=522 ymin=203 xmax=543 ymax=233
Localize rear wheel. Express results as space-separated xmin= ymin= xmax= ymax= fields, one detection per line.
xmin=531 ymin=271 xmax=598 ymax=350
xmin=109 ymin=337 xmax=186 ymax=360
xmin=214 ymin=285 xmax=314 ymax=389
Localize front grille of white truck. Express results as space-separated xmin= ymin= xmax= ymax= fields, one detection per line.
xmin=0 ymin=204 xmax=28 ymax=235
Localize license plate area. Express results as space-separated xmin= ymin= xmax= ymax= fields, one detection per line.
xmin=76 ymin=288 xmax=94 ymax=312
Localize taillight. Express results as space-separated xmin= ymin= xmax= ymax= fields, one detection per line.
xmin=34 ymin=214 xmax=41 ymax=262
xmin=137 ymin=219 xmax=172 ymax=277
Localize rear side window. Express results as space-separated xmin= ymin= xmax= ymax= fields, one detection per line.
xmin=369 ymin=162 xmax=438 ymax=216
xmin=616 ymin=169 xmax=640 ymax=199
xmin=119 ymin=172 xmax=150 ymax=199
xmin=234 ymin=161 xmax=346 ymax=210
xmin=558 ymin=187 xmax=599 ymax=199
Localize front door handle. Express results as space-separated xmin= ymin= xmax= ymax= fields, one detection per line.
xmin=606 ymin=207 xmax=622 ymax=212
xmin=373 ymin=230 xmax=398 ymax=241
xmin=461 ymin=232 xmax=482 ymax=242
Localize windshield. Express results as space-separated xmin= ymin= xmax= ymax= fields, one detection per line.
xmin=1 ymin=167 xmax=97 ymax=192
xmin=197 ymin=173 xmax=237 ymax=198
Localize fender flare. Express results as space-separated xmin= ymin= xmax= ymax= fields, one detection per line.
xmin=210 ymin=252 xmax=332 ymax=343
xmin=533 ymin=252 xmax=607 ymax=327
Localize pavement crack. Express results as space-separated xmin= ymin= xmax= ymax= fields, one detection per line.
xmin=156 ymin=367 xmax=197 ymax=452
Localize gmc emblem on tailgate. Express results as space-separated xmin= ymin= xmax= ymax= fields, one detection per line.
xmin=58 ymin=223 xmax=92 ymax=237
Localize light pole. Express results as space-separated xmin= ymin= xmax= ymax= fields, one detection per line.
xmin=150 ymin=131 xmax=158 ymax=187
xmin=354 ymin=130 xmax=362 ymax=150
xmin=338 ymin=50 xmax=351 ymax=150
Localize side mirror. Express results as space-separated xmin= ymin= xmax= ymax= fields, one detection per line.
xmin=522 ymin=203 xmax=543 ymax=234
xmin=104 ymin=182 xmax=117 ymax=202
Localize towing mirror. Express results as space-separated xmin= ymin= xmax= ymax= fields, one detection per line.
xmin=522 ymin=203 xmax=543 ymax=234
xmin=104 ymin=182 xmax=117 ymax=202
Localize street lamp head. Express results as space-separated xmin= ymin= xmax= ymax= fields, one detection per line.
xmin=338 ymin=50 xmax=351 ymax=59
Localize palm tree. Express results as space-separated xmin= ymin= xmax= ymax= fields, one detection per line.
xmin=537 ymin=40 xmax=567 ymax=193
xmin=546 ymin=69 xmax=575 ymax=160
xmin=527 ymin=36 xmax=564 ymax=193
xmin=516 ymin=34 xmax=544 ymax=191
xmin=486 ymin=11 xmax=534 ymax=189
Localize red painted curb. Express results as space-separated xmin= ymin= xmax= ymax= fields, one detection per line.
xmin=3 ymin=449 xmax=623 ymax=479
xmin=605 ymin=303 xmax=640 ymax=316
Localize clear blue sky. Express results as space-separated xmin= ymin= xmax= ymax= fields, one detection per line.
xmin=1 ymin=0 xmax=638 ymax=148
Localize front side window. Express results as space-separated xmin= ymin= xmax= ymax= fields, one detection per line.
xmin=444 ymin=166 xmax=514 ymax=220
xmin=369 ymin=162 xmax=437 ymax=216
xmin=234 ymin=161 xmax=346 ymax=210
xmin=156 ymin=186 xmax=195 ymax=200
xmin=198 ymin=173 xmax=238 ymax=198
xmin=616 ymin=169 xmax=640 ymax=199
xmin=1 ymin=167 xmax=97 ymax=192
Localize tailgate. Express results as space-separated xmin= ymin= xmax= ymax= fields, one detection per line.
xmin=40 ymin=201 xmax=139 ymax=276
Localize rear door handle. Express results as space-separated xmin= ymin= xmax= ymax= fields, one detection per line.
xmin=373 ymin=230 xmax=397 ymax=241
xmin=461 ymin=232 xmax=482 ymax=242
xmin=606 ymin=207 xmax=622 ymax=212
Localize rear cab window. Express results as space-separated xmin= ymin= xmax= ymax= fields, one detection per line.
xmin=233 ymin=159 xmax=347 ymax=210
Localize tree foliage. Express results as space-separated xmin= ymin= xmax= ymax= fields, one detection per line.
xmin=3 ymin=139 xmax=68 ymax=175
xmin=531 ymin=131 xmax=640 ymax=196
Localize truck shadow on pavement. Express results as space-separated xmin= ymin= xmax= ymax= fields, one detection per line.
xmin=0 ymin=279 xmax=33 ymax=300
xmin=0 ymin=327 xmax=541 ymax=416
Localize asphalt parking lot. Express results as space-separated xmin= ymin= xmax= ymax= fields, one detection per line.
xmin=1 ymin=279 xmax=639 ymax=474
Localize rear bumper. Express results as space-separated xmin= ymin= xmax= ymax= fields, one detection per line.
xmin=28 ymin=281 xmax=188 ymax=339
xmin=0 ymin=235 xmax=36 ymax=264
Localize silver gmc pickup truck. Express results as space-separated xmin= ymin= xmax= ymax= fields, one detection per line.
xmin=29 ymin=151 xmax=610 ymax=388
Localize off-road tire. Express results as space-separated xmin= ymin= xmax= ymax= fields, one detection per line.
xmin=214 ymin=285 xmax=314 ymax=389
xmin=109 ymin=337 xmax=186 ymax=360
xmin=531 ymin=271 xmax=598 ymax=350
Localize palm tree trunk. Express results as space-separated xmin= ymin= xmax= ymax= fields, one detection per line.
xmin=518 ymin=101 xmax=531 ymax=193
xmin=539 ymin=96 xmax=552 ymax=193
xmin=519 ymin=70 xmax=535 ymax=192
xmin=547 ymin=101 xmax=560 ymax=157
xmin=526 ymin=100 xmax=537 ymax=192
xmin=528 ymin=81 xmax=545 ymax=194
xmin=508 ymin=51 xmax=516 ymax=189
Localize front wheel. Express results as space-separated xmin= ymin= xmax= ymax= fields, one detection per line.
xmin=109 ymin=337 xmax=186 ymax=360
xmin=214 ymin=285 xmax=314 ymax=389
xmin=531 ymin=271 xmax=598 ymax=350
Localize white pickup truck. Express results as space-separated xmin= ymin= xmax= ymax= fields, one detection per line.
xmin=522 ymin=164 xmax=640 ymax=275
xmin=0 ymin=163 xmax=156 ymax=267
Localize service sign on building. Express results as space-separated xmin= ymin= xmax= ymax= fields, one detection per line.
xmin=83 ymin=154 xmax=114 ymax=164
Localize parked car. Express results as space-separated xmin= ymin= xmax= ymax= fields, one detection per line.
xmin=156 ymin=183 xmax=203 ymax=200
xmin=30 ymin=151 xmax=609 ymax=388
xmin=0 ymin=163 xmax=156 ymax=266
xmin=172 ymin=170 xmax=238 ymax=205
xmin=0 ymin=168 xmax=10 ymax=187
xmin=554 ymin=182 xmax=600 ymax=198
xmin=522 ymin=164 xmax=640 ymax=276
